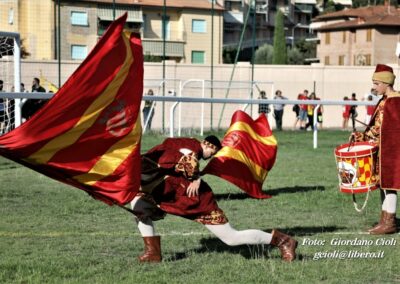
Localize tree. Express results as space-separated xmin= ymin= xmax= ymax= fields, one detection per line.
xmin=287 ymin=48 xmax=303 ymax=65
xmin=143 ymin=53 xmax=162 ymax=62
xmin=254 ymin=44 xmax=273 ymax=64
xmin=272 ymin=10 xmax=287 ymax=64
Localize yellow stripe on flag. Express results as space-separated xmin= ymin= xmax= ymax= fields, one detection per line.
xmin=73 ymin=117 xmax=142 ymax=185
xmin=214 ymin=147 xmax=267 ymax=183
xmin=226 ymin=122 xmax=277 ymax=146
xmin=26 ymin=33 xmax=134 ymax=164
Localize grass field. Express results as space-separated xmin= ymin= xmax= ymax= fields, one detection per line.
xmin=1 ymin=130 xmax=399 ymax=283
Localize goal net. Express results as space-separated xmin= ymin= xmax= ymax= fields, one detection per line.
xmin=0 ymin=31 xmax=21 ymax=135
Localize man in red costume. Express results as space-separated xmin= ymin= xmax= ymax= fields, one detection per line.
xmin=131 ymin=135 xmax=298 ymax=262
xmin=352 ymin=64 xmax=400 ymax=234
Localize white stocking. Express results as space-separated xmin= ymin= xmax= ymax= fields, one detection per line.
xmin=131 ymin=196 xmax=157 ymax=237
xmin=382 ymin=191 xmax=397 ymax=214
xmin=205 ymin=223 xmax=272 ymax=246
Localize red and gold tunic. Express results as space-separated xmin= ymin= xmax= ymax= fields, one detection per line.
xmin=354 ymin=92 xmax=400 ymax=190
xmin=140 ymin=138 xmax=228 ymax=225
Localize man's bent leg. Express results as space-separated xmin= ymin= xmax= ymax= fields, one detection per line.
xmin=205 ymin=223 xmax=297 ymax=262
xmin=205 ymin=223 xmax=272 ymax=246
xmin=131 ymin=196 xmax=162 ymax=262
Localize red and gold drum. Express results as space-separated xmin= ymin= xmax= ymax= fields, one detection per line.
xmin=334 ymin=142 xmax=378 ymax=194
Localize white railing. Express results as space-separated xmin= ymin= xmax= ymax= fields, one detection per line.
xmin=0 ymin=92 xmax=376 ymax=148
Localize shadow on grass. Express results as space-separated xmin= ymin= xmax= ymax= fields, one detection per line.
xmin=273 ymin=225 xmax=346 ymax=237
xmin=168 ymin=237 xmax=280 ymax=261
xmin=214 ymin=186 xmax=325 ymax=201
xmin=168 ymin=225 xmax=342 ymax=262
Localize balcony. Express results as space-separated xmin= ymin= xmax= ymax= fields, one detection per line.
xmin=142 ymin=39 xmax=185 ymax=58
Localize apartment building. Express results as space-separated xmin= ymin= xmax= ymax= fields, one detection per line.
xmin=0 ymin=0 xmax=224 ymax=64
xmin=223 ymin=0 xmax=318 ymax=51
xmin=312 ymin=3 xmax=400 ymax=66
xmin=0 ymin=0 xmax=54 ymax=60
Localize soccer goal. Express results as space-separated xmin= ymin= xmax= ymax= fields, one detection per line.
xmin=0 ymin=31 xmax=21 ymax=135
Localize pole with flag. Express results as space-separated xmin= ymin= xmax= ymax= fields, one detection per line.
xmin=0 ymin=14 xmax=143 ymax=208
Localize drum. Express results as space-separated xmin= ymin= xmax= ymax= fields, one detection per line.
xmin=334 ymin=141 xmax=378 ymax=194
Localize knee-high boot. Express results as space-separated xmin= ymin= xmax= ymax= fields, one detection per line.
xmin=138 ymin=236 xmax=162 ymax=263
xmin=270 ymin=230 xmax=298 ymax=262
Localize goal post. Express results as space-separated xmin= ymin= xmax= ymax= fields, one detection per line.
xmin=0 ymin=31 xmax=21 ymax=133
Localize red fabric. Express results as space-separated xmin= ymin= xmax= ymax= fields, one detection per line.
xmin=343 ymin=105 xmax=351 ymax=118
xmin=299 ymin=95 xmax=308 ymax=110
xmin=203 ymin=110 xmax=277 ymax=199
xmin=0 ymin=14 xmax=143 ymax=205
xmin=142 ymin=138 xmax=223 ymax=220
xmin=366 ymin=105 xmax=375 ymax=115
xmin=375 ymin=64 xmax=393 ymax=73
xmin=380 ymin=95 xmax=400 ymax=190
xmin=145 ymin=138 xmax=202 ymax=170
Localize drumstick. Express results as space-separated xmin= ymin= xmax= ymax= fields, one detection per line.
xmin=347 ymin=136 xmax=354 ymax=152
xmin=355 ymin=118 xmax=368 ymax=127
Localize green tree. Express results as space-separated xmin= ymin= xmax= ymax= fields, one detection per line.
xmin=272 ymin=10 xmax=287 ymax=64
xmin=143 ymin=53 xmax=162 ymax=62
xmin=287 ymin=47 xmax=303 ymax=65
xmin=254 ymin=44 xmax=274 ymax=64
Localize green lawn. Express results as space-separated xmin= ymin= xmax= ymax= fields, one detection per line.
xmin=1 ymin=130 xmax=399 ymax=283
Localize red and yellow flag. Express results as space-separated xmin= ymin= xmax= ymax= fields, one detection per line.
xmin=203 ymin=110 xmax=277 ymax=199
xmin=0 ymin=14 xmax=143 ymax=205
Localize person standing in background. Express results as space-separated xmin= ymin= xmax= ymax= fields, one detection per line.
xmin=350 ymin=93 xmax=358 ymax=131
xmin=258 ymin=90 xmax=270 ymax=115
xmin=143 ymin=89 xmax=155 ymax=131
xmin=298 ymin=90 xmax=309 ymax=130
xmin=342 ymin=96 xmax=351 ymax=130
xmin=272 ymin=90 xmax=287 ymax=131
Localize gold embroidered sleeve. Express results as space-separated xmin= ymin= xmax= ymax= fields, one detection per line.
xmin=364 ymin=101 xmax=384 ymax=143
xmin=175 ymin=153 xmax=200 ymax=180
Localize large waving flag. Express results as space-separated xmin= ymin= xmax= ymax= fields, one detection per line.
xmin=203 ymin=110 xmax=277 ymax=199
xmin=0 ymin=14 xmax=143 ymax=206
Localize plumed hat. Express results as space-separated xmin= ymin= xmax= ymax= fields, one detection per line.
xmin=372 ymin=64 xmax=396 ymax=85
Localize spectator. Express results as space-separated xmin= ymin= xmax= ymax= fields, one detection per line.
xmin=292 ymin=94 xmax=301 ymax=130
xmin=272 ymin=90 xmax=287 ymax=131
xmin=21 ymin=77 xmax=47 ymax=120
xmin=258 ymin=90 xmax=270 ymax=114
xmin=298 ymin=90 xmax=309 ymax=130
xmin=305 ymin=92 xmax=316 ymax=131
xmin=349 ymin=93 xmax=358 ymax=131
xmin=365 ymin=95 xmax=375 ymax=125
xmin=342 ymin=96 xmax=351 ymax=130
xmin=143 ymin=89 xmax=155 ymax=131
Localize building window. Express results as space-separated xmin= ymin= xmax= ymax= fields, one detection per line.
xmin=142 ymin=14 xmax=147 ymax=33
xmin=342 ymin=31 xmax=346 ymax=43
xmin=366 ymin=29 xmax=372 ymax=42
xmin=71 ymin=45 xmax=87 ymax=60
xmin=161 ymin=16 xmax=170 ymax=40
xmin=192 ymin=51 xmax=205 ymax=64
xmin=325 ymin=33 xmax=330 ymax=45
xmin=338 ymin=55 xmax=345 ymax=65
xmin=192 ymin=19 xmax=206 ymax=33
xmin=366 ymin=54 xmax=371 ymax=65
xmin=8 ymin=8 xmax=14 ymax=25
xmin=71 ymin=11 xmax=88 ymax=26
xmin=324 ymin=56 xmax=330 ymax=65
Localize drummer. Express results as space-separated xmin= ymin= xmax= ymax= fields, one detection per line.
xmin=351 ymin=64 xmax=400 ymax=234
